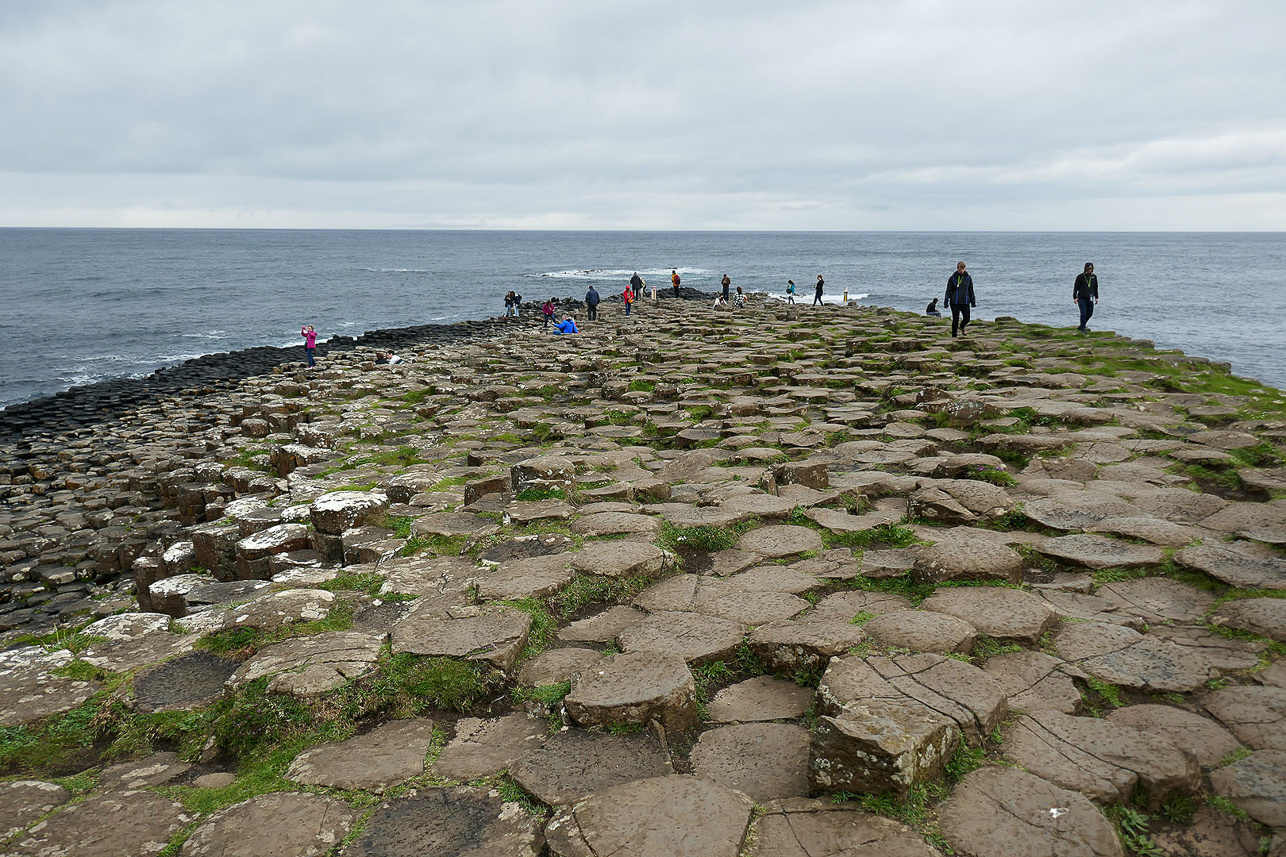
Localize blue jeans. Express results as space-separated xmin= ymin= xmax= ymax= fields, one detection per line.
xmin=305 ymin=346 xmax=315 ymax=367
xmin=625 ymin=302 xmax=632 ymax=316
xmin=1078 ymin=298 xmax=1094 ymax=329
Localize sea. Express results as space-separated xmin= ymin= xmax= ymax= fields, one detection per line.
xmin=2 ymin=229 xmax=1284 ymax=411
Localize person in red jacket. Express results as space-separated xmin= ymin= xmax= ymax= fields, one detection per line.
xmin=623 ymin=284 xmax=635 ymax=316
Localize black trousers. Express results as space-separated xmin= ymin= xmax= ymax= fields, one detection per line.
xmin=587 ymin=304 xmax=597 ymax=320
xmin=950 ymin=303 xmax=971 ymax=336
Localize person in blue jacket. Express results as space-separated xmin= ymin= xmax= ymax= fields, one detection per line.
xmin=945 ymin=262 xmax=976 ymax=337
xmin=552 ymin=315 xmax=579 ymax=335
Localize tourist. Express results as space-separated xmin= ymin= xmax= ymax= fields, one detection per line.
xmin=945 ymin=262 xmax=976 ymax=337
xmin=585 ymin=285 xmax=600 ymax=320
xmin=381 ymin=351 xmax=403 ymax=365
xmin=721 ymin=274 xmax=731 ymax=302
xmin=813 ymin=275 xmax=825 ymax=306
xmin=542 ymin=298 xmax=555 ymax=328
xmin=623 ymin=282 xmax=635 ymax=317
xmin=712 ymin=295 xmax=728 ymax=308
xmin=786 ymin=280 xmax=795 ymax=304
xmin=925 ymin=297 xmax=942 ymax=317
xmin=733 ymin=286 xmax=746 ymax=308
xmin=671 ymin=268 xmax=681 ymax=297
xmin=512 ymin=291 xmax=522 ymax=317
xmin=552 ymin=315 xmax=579 ymax=334
xmin=629 ymin=272 xmax=644 ymax=304
xmin=1073 ymin=262 xmax=1099 ymax=332
xmin=503 ymin=291 xmax=516 ymax=317
xmin=300 ymin=324 xmax=317 ymax=368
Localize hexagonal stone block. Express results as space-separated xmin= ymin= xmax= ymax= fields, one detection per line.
xmin=940 ymin=766 xmax=1125 ymax=857
xmin=747 ymin=618 xmax=867 ymax=677
xmin=569 ymin=540 xmax=672 ymax=579
xmin=391 ymin=605 xmax=532 ymax=674
xmin=912 ymin=527 xmax=1023 ymax=584
xmin=982 ymin=651 xmax=1087 ymax=715
xmin=921 ymin=586 xmax=1057 ymax=644
xmin=228 ymin=631 xmax=385 ymax=697
xmin=287 ymin=718 xmax=437 ymax=791
xmin=1054 ymin=622 xmax=1217 ymax=693
xmin=809 ymin=699 xmax=958 ymax=797
xmin=690 ymin=723 xmax=811 ymax=802
xmin=1 ymin=781 xmax=69 ymax=841
xmin=707 ymin=676 xmax=814 ymax=723
xmin=310 ymin=490 xmax=389 ymax=535
xmin=1213 ymin=597 xmax=1286 ymax=642
xmin=564 ymin=651 xmax=697 ymax=732
xmin=1005 ymin=710 xmax=1200 ymax=804
xmin=475 ymin=554 xmax=574 ymax=601
xmin=558 ymin=606 xmax=646 ymax=643
xmin=434 ymin=713 xmax=549 ymax=781
xmin=510 ymin=728 xmax=673 ymax=806
xmin=1208 ymin=750 xmax=1286 ymax=829
xmin=544 ymin=775 xmax=754 ymax=857
xmin=8 ymin=791 xmax=192 ymax=857
xmin=616 ymin=611 xmax=745 ymax=666
xmin=736 ymin=525 xmax=824 ymax=558
xmin=1176 ymin=542 xmax=1286 ymax=590
xmin=180 ymin=792 xmax=358 ymax=857
xmin=1107 ymin=704 xmax=1244 ymax=768
xmin=750 ymin=798 xmax=939 ymax=857
xmin=1204 ymin=686 xmax=1286 ymax=751
xmin=343 ymin=787 xmax=544 ymax=857
xmin=863 ymin=610 xmax=977 ymax=655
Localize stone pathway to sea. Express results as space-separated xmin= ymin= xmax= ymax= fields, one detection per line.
xmin=2 ymin=295 xmax=1285 ymax=856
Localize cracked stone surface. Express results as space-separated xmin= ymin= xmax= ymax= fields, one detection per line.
xmin=228 ymin=631 xmax=385 ymax=697
xmin=1053 ymin=621 xmax=1217 ymax=693
xmin=509 ymin=728 xmax=673 ymax=806
xmin=748 ymin=798 xmax=939 ymax=857
xmin=7 ymin=790 xmax=193 ymax=857
xmin=707 ymin=676 xmax=814 ymax=723
xmin=1212 ymin=596 xmax=1286 ymax=642
xmin=0 ymin=781 xmax=69 ymax=841
xmin=434 ymin=713 xmax=549 ymax=781
xmin=921 ymin=586 xmax=1057 ymax=644
xmin=616 ymin=610 xmax=745 ymax=666
xmin=1208 ymin=749 xmax=1286 ymax=828
xmin=564 ymin=651 xmax=697 ymax=732
xmin=939 ymin=766 xmax=1125 ymax=857
xmin=544 ymin=775 xmax=755 ymax=857
xmin=1005 ymin=709 xmax=1200 ymax=804
xmin=1203 ymin=685 xmax=1286 ymax=751
xmin=391 ymin=605 xmax=532 ymax=673
xmin=1106 ymin=704 xmax=1244 ymax=768
xmin=690 ymin=723 xmax=811 ymax=802
xmin=862 ymin=610 xmax=977 ymax=655
xmin=1176 ymin=542 xmax=1286 ymax=590
xmin=983 ymin=651 xmax=1088 ymax=715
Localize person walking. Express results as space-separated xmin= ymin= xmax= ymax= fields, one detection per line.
xmin=542 ymin=298 xmax=555 ymax=328
xmin=813 ymin=275 xmax=825 ymax=306
xmin=720 ymin=274 xmax=731 ymax=302
xmin=623 ymin=283 xmax=635 ymax=317
xmin=1073 ymin=262 xmax=1099 ymax=332
xmin=786 ymin=280 xmax=795 ymax=304
xmin=945 ymin=262 xmax=976 ymax=337
xmin=585 ymin=285 xmax=600 ymax=320
xmin=629 ymin=272 xmax=644 ymax=302
xmin=300 ymin=324 xmax=317 ymax=368
xmin=671 ymin=269 xmax=681 ymax=297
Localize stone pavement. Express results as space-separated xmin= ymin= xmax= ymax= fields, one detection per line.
xmin=2 ymin=293 xmax=1285 ymax=855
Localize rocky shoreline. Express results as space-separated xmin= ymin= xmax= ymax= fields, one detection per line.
xmin=1 ymin=291 xmax=1284 ymax=856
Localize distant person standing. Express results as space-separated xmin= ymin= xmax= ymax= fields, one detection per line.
xmin=585 ymin=285 xmax=600 ymax=320
xmin=300 ymin=324 xmax=317 ymax=368
xmin=721 ymin=274 xmax=731 ymax=302
xmin=542 ymin=298 xmax=555 ymax=328
xmin=623 ymin=282 xmax=635 ymax=316
xmin=671 ymin=269 xmax=682 ymax=297
xmin=945 ymin=262 xmax=976 ymax=337
xmin=512 ymin=291 xmax=522 ymax=317
xmin=503 ymin=291 xmax=516 ymax=317
xmin=786 ymin=280 xmax=795 ymax=304
xmin=1073 ymin=262 xmax=1099 ymax=332
xmin=813 ymin=275 xmax=825 ymax=306
xmin=630 ymin=272 xmax=644 ymax=301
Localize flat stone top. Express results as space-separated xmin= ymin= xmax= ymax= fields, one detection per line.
xmin=736 ymin=525 xmax=824 ymax=558
xmin=707 ymin=676 xmax=814 ymax=723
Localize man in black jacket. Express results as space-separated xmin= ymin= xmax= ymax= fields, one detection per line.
xmin=1073 ymin=263 xmax=1099 ymax=332
xmin=585 ymin=285 xmax=600 ymax=320
xmin=945 ymin=262 xmax=976 ymax=337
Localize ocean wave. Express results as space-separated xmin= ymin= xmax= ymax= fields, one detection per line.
xmin=536 ymin=267 xmax=708 ymax=280
xmin=360 ymin=267 xmax=430 ymax=274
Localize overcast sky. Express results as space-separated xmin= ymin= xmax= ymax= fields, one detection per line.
xmin=1 ymin=1 xmax=1283 ymax=230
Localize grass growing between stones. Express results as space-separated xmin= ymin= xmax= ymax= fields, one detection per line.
xmin=822 ymin=523 xmax=919 ymax=550
xmin=1106 ymin=805 xmax=1165 ymax=857
xmin=658 ymin=519 xmax=758 ymax=553
xmin=503 ymin=598 xmax=557 ymax=661
xmin=547 ymin=573 xmax=653 ymax=620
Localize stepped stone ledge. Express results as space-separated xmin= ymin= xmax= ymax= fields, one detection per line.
xmin=1 ymin=294 xmax=1283 ymax=855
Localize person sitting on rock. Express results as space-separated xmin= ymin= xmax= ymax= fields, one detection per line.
xmin=552 ymin=315 xmax=579 ymax=334
xmin=381 ymin=351 xmax=404 ymax=364
xmin=925 ymin=297 xmax=942 ymax=317
xmin=733 ymin=286 xmax=746 ymax=308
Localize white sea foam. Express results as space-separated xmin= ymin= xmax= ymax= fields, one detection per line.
xmin=536 ymin=267 xmax=708 ymax=280
xmin=361 ymin=267 xmax=430 ymax=274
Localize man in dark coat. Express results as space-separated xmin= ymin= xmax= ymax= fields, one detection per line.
xmin=1073 ymin=262 xmax=1099 ymax=332
xmin=945 ymin=262 xmax=976 ymax=337
xmin=585 ymin=285 xmax=600 ymax=320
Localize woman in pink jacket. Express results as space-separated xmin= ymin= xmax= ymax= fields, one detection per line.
xmin=301 ymin=324 xmax=317 ymax=368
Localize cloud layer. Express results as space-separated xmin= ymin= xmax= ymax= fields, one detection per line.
xmin=1 ymin=0 xmax=1283 ymax=229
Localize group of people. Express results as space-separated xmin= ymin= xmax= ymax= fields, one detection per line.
xmin=300 ymin=261 xmax=1103 ymax=365
xmin=927 ymin=261 xmax=1100 ymax=338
